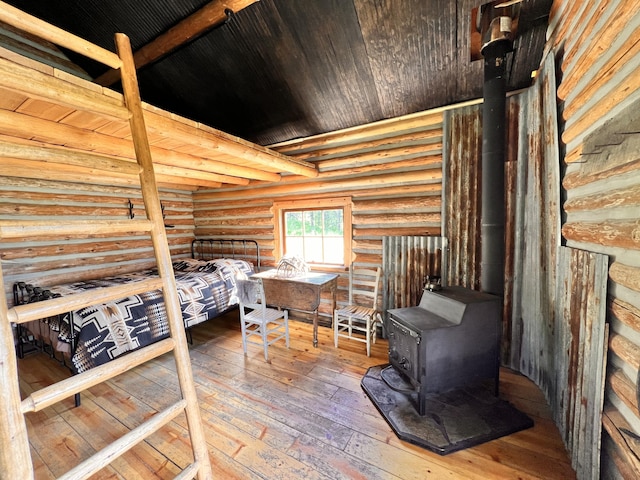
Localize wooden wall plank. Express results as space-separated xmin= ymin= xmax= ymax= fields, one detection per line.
xmin=0 ymin=178 xmax=194 ymax=306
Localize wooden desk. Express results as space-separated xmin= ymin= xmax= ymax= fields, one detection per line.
xmin=252 ymin=270 xmax=338 ymax=347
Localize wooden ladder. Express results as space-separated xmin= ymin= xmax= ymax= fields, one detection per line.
xmin=0 ymin=3 xmax=213 ymax=479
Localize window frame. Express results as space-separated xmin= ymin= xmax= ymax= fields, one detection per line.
xmin=273 ymin=197 xmax=352 ymax=270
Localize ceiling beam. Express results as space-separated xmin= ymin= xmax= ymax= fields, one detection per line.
xmin=95 ymin=0 xmax=259 ymax=87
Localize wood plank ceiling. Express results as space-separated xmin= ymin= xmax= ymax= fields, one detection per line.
xmin=4 ymin=0 xmax=552 ymax=146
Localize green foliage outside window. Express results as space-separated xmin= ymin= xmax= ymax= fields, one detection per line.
xmin=284 ymin=208 xmax=344 ymax=264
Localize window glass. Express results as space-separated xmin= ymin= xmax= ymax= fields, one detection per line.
xmin=284 ymin=208 xmax=344 ymax=265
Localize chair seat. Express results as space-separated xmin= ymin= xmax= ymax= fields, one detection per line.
xmin=243 ymin=307 xmax=287 ymax=324
xmin=335 ymin=304 xmax=376 ymax=320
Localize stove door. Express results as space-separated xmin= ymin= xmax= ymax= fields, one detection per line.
xmin=387 ymin=315 xmax=421 ymax=388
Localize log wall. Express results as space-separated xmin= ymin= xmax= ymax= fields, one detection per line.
xmin=193 ymin=110 xmax=444 ymax=319
xmin=549 ymin=1 xmax=640 ymax=478
xmin=0 ymin=176 xmax=194 ymax=307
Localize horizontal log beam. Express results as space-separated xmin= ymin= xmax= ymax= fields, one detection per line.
xmin=0 ymin=111 xmax=275 ymax=184
xmin=609 ymin=262 xmax=640 ymax=293
xmin=145 ymin=110 xmax=318 ymax=178
xmin=316 ymin=143 xmax=442 ymax=171
xmin=272 ymin=111 xmax=443 ymax=152
xmin=562 ymin=221 xmax=640 ymax=250
xmin=153 ymin=162 xmax=246 ymax=185
xmin=195 ymin=183 xmax=440 ymax=203
xmin=0 ymin=219 xmax=153 ymax=240
xmin=610 ymin=298 xmax=640 ymax=331
xmin=561 ymin=65 xmax=640 ymax=147
xmin=564 ymin=185 xmax=640 ymax=212
xmin=148 ymin=144 xmax=280 ymax=182
xmin=0 ymin=157 xmax=222 ymax=189
xmin=0 ymin=56 xmax=128 ymax=121
xmin=95 ymin=0 xmax=258 ymax=86
xmin=608 ymin=368 xmax=639 ymax=414
xmin=0 ymin=139 xmax=140 ymax=176
xmin=280 ymin=128 xmax=442 ymax=161
xmin=196 ymin=169 xmax=441 ymax=200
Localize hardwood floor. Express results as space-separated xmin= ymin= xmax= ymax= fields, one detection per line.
xmin=17 ymin=311 xmax=576 ymax=479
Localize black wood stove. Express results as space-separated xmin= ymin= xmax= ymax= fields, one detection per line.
xmin=386 ymin=286 xmax=501 ymax=414
xmin=361 ymin=285 xmax=533 ymax=455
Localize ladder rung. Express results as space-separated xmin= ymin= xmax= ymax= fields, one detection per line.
xmin=174 ymin=461 xmax=200 ymax=480
xmin=0 ymin=3 xmax=123 ymax=69
xmin=0 ymin=219 xmax=153 ymax=239
xmin=21 ymin=338 xmax=175 ymax=413
xmin=58 ymin=399 xmax=186 ymax=480
xmin=8 ymin=277 xmax=163 ymax=325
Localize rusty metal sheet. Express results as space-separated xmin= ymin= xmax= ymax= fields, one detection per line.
xmin=443 ymin=104 xmax=481 ymax=290
xmin=381 ymin=235 xmax=447 ymax=326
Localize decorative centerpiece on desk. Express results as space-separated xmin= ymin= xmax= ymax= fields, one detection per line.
xmin=424 ymin=275 xmax=442 ymax=292
xmin=276 ymin=254 xmax=309 ymax=278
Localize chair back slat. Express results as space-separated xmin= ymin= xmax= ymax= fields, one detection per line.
xmin=348 ymin=266 xmax=381 ymax=310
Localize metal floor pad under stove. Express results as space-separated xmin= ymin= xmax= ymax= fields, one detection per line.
xmin=362 ymin=364 xmax=534 ymax=455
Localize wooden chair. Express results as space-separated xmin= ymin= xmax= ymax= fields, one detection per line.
xmin=334 ymin=265 xmax=382 ymax=357
xmin=237 ymin=278 xmax=289 ymax=361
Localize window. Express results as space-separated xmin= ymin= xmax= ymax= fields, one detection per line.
xmin=274 ymin=197 xmax=352 ymax=268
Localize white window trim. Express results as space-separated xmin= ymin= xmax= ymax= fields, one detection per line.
xmin=273 ymin=196 xmax=352 ymax=269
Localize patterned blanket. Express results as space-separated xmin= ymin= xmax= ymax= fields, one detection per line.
xmin=44 ymin=258 xmax=252 ymax=373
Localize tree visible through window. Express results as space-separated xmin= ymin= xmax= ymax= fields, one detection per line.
xmin=284 ymin=208 xmax=344 ymax=265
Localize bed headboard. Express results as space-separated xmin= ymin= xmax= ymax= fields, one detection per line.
xmin=191 ymin=239 xmax=261 ymax=271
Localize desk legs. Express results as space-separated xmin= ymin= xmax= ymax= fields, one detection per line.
xmin=312 ymin=283 xmax=336 ymax=348
xmin=313 ymin=310 xmax=319 ymax=348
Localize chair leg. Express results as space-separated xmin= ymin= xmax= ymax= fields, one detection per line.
xmin=334 ymin=311 xmax=339 ymax=348
xmin=261 ymin=322 xmax=269 ymax=361
xmin=366 ymin=316 xmax=371 ymax=357
xmin=240 ymin=317 xmax=248 ymax=355
xmin=284 ymin=311 xmax=290 ymax=348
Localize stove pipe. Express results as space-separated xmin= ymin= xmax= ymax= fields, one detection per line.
xmin=480 ymin=23 xmax=512 ymax=297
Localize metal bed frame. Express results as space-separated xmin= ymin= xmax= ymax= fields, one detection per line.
xmin=191 ymin=238 xmax=261 ymax=271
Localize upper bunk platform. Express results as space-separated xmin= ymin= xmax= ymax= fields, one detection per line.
xmin=0 ymin=5 xmax=317 ymax=191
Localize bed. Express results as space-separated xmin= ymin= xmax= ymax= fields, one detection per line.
xmin=14 ymin=239 xmax=260 ymax=374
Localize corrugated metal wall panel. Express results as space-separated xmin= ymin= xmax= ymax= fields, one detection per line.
xmin=443 ymin=104 xmax=481 ymax=290
xmin=554 ymin=247 xmax=609 ymax=479
xmin=381 ymin=235 xmax=447 ymax=323
xmin=443 ymin=38 xmax=611 ymax=478
xmin=0 ymin=176 xmax=195 ymax=307
xmin=509 ymin=53 xmax=562 ymax=379
xmin=549 ymin=0 xmax=640 ymax=478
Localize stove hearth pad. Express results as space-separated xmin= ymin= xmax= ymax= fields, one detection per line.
xmin=361 ymin=364 xmax=533 ymax=455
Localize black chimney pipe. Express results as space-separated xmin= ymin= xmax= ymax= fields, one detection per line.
xmin=480 ymin=27 xmax=511 ymax=297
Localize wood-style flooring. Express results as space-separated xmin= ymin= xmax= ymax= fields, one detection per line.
xmin=17 ymin=311 xmax=576 ymax=479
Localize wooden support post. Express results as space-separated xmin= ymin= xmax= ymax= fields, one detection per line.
xmin=0 ymin=272 xmax=33 ymax=478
